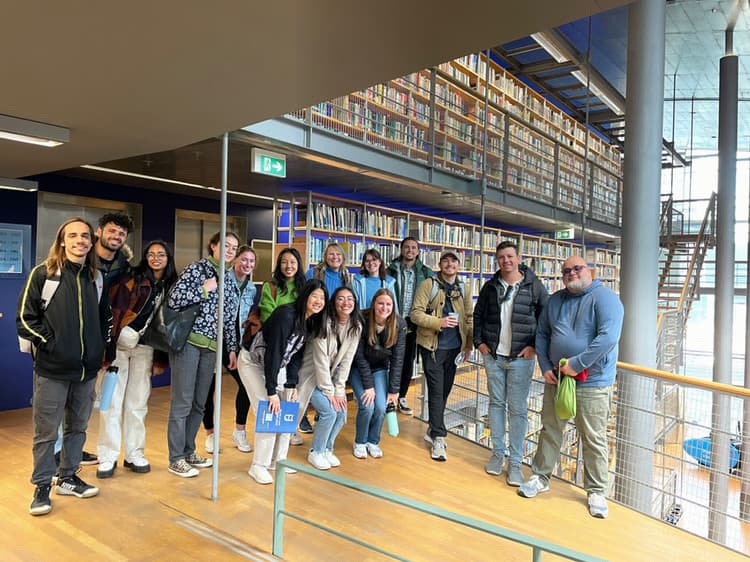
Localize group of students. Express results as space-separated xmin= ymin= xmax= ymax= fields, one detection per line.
xmin=19 ymin=214 xmax=622 ymax=520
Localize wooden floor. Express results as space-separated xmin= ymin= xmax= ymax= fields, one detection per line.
xmin=1 ymin=380 xmax=746 ymax=562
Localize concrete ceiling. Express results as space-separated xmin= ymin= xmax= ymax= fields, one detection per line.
xmin=2 ymin=0 xmax=629 ymax=179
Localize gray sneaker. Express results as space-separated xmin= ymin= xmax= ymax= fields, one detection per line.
xmin=517 ymin=474 xmax=550 ymax=498
xmin=168 ymin=459 xmax=199 ymax=478
xmin=185 ymin=452 xmax=213 ymax=468
xmin=431 ymin=437 xmax=447 ymax=461
xmin=485 ymin=454 xmax=505 ymax=475
xmin=506 ymin=463 xmax=524 ymax=487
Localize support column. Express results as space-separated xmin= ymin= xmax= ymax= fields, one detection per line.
xmin=614 ymin=0 xmax=665 ymax=513
xmin=709 ymin=50 xmax=738 ymax=543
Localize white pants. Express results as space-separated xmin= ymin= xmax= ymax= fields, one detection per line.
xmin=237 ymin=349 xmax=291 ymax=469
xmin=97 ymin=343 xmax=154 ymax=463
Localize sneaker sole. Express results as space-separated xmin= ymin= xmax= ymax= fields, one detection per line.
xmin=187 ymin=462 xmax=212 ymax=469
xmin=56 ymin=485 xmax=99 ymax=498
xmin=30 ymin=504 xmax=52 ymax=516
xmin=518 ymin=487 xmax=549 ymax=498
xmin=124 ymin=460 xmax=151 ymax=473
xmin=431 ymin=455 xmax=447 ymax=462
xmin=298 ymin=428 xmax=314 ymax=434
xmin=485 ymin=467 xmax=502 ymax=476
xmin=234 ymin=445 xmax=253 ymax=453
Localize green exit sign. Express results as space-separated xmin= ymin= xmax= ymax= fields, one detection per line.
xmin=251 ymin=148 xmax=286 ymax=178
xmin=555 ymin=228 xmax=575 ymax=240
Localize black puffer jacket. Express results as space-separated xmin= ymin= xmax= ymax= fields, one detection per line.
xmin=17 ymin=261 xmax=109 ymax=381
xmin=472 ymin=264 xmax=548 ymax=359
xmin=357 ymin=314 xmax=407 ymax=394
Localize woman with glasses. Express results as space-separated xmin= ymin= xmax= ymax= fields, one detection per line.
xmin=349 ymin=288 xmax=406 ymax=459
xmin=299 ymin=286 xmax=366 ymax=470
xmin=203 ymin=245 xmax=259 ymax=455
xmin=165 ymin=232 xmax=241 ymax=478
xmin=96 ymin=240 xmax=177 ymax=478
xmin=352 ymin=248 xmax=398 ymax=311
xmin=237 ymin=279 xmax=328 ymax=484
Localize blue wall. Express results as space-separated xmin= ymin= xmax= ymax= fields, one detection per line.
xmin=0 ymin=174 xmax=272 ymax=411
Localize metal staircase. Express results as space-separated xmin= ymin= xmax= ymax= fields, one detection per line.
xmin=656 ymin=193 xmax=716 ymax=371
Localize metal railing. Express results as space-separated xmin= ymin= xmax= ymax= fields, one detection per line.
xmin=418 ymin=359 xmax=750 ymax=556
xmin=272 ymin=460 xmax=606 ymax=561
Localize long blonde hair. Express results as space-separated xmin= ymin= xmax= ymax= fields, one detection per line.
xmin=365 ymin=288 xmax=398 ymax=348
xmin=45 ymin=217 xmax=98 ymax=280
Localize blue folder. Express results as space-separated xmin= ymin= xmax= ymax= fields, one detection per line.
xmin=255 ymin=400 xmax=298 ymax=433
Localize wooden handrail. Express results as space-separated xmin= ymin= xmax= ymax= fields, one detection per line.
xmin=618 ymin=360 xmax=750 ymax=398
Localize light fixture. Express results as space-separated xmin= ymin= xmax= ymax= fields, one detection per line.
xmin=0 ymin=177 xmax=38 ymax=192
xmin=571 ymin=70 xmax=625 ymax=116
xmin=0 ymin=114 xmax=70 ymax=147
xmin=530 ymin=32 xmax=570 ymax=63
xmin=80 ymin=165 xmax=281 ymax=203
xmin=532 ymin=31 xmax=625 ymax=116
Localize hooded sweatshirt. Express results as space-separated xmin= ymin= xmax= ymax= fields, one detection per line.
xmin=535 ymin=279 xmax=623 ymax=387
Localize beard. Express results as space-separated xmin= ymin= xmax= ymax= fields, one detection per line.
xmin=566 ymin=280 xmax=585 ymax=292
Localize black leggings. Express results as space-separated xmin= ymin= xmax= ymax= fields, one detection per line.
xmin=203 ymin=352 xmax=251 ymax=430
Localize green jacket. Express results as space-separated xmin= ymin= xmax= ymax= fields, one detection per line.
xmin=259 ymin=279 xmax=297 ymax=323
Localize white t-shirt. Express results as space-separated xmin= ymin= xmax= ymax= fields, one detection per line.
xmin=496 ymin=280 xmax=517 ymax=356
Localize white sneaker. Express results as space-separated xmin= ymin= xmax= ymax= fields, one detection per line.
xmin=308 ymin=451 xmax=331 ymax=470
xmin=353 ymin=443 xmax=368 ymax=459
xmin=204 ymin=434 xmax=221 ymax=454
xmin=518 ymin=475 xmax=550 ymax=498
xmin=290 ymin=433 xmax=304 ymax=446
xmin=248 ymin=464 xmax=273 ymax=485
xmin=588 ymin=492 xmax=609 ymax=518
xmin=232 ymin=430 xmax=253 ymax=453
xmin=325 ymin=450 xmax=341 ymax=467
xmin=365 ymin=443 xmax=383 ymax=458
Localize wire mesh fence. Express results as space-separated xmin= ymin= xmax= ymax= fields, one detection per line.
xmin=417 ymin=357 xmax=750 ymax=556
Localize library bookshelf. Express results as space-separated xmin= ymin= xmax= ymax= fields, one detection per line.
xmin=287 ymin=51 xmax=622 ymax=228
xmin=276 ymin=192 xmax=620 ymax=295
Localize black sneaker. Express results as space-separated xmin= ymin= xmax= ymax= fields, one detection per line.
xmin=80 ymin=450 xmax=99 ymax=465
xmin=298 ymin=416 xmax=314 ymax=434
xmin=56 ymin=474 xmax=99 ymax=498
xmin=29 ymin=484 xmax=52 ymax=516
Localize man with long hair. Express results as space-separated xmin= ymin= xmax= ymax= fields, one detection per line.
xmin=17 ymin=218 xmax=111 ymax=516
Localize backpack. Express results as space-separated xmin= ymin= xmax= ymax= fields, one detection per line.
xmin=425 ymin=276 xmax=465 ymax=314
xmin=19 ymin=267 xmax=104 ymax=353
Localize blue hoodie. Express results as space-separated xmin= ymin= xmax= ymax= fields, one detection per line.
xmin=535 ymin=279 xmax=623 ymax=387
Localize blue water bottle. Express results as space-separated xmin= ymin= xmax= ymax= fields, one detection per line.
xmin=99 ymin=366 xmax=119 ymax=411
xmin=385 ymin=400 xmax=399 ymax=436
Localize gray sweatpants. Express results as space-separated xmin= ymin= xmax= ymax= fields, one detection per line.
xmin=167 ymin=343 xmax=216 ymax=462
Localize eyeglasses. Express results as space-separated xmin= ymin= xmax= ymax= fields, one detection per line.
xmin=562 ymin=264 xmax=587 ymax=276
xmin=147 ymin=252 xmax=167 ymax=259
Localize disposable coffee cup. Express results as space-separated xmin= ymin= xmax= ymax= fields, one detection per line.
xmin=448 ymin=312 xmax=459 ymax=321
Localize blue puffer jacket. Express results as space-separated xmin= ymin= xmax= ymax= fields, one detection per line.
xmin=168 ymin=257 xmax=240 ymax=353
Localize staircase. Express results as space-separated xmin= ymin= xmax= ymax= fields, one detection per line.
xmin=656 ymin=193 xmax=716 ymax=371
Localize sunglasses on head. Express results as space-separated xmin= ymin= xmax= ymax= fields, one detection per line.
xmin=562 ymin=264 xmax=586 ymax=276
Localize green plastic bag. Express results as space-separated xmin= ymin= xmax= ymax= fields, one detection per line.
xmin=555 ymin=359 xmax=576 ymax=420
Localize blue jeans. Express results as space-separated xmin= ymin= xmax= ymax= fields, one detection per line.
xmin=309 ymin=388 xmax=347 ymax=454
xmin=349 ymin=367 xmax=388 ymax=445
xmin=483 ymin=354 xmax=535 ymax=465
